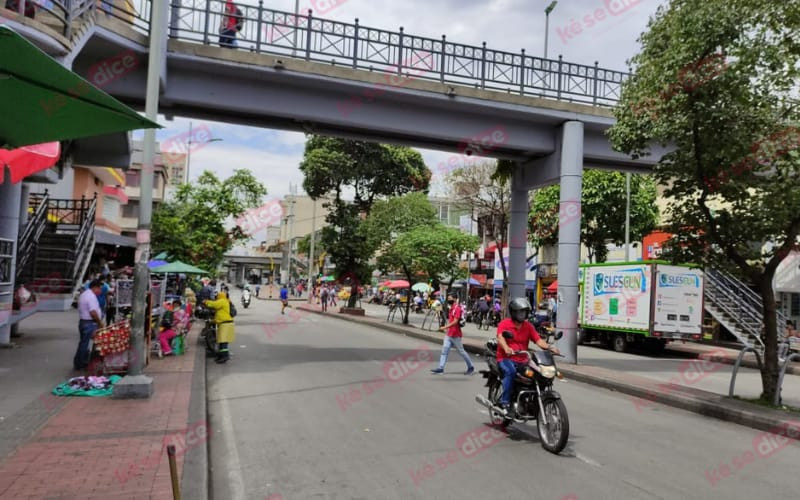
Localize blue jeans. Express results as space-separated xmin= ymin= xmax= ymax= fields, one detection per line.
xmin=499 ymin=359 xmax=525 ymax=405
xmin=438 ymin=336 xmax=474 ymax=370
xmin=74 ymin=319 xmax=98 ymax=370
xmin=219 ymin=29 xmax=237 ymax=48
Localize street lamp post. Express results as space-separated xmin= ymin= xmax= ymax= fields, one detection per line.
xmin=184 ymin=121 xmax=223 ymax=183
xmin=544 ymin=1 xmax=558 ymax=59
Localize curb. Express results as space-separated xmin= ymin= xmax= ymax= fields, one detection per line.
xmin=180 ymin=326 xmax=207 ymax=500
xmin=298 ymin=306 xmax=800 ymax=435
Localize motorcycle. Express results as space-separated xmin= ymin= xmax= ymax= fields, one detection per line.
xmin=241 ymin=288 xmax=251 ymax=309
xmin=195 ymin=306 xmax=218 ymax=355
xmin=475 ymin=330 xmax=570 ymax=454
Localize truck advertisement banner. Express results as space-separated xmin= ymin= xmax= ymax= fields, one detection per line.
xmin=581 ymin=264 xmax=652 ymax=332
xmin=653 ymin=265 xmax=704 ymax=335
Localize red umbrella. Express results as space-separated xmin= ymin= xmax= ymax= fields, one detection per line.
xmin=387 ymin=280 xmax=410 ymax=289
xmin=547 ymin=280 xmax=558 ymax=293
xmin=0 ymin=142 xmax=60 ymax=184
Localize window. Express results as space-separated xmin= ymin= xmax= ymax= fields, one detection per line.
xmin=125 ymin=171 xmax=140 ymax=187
xmin=122 ymin=201 xmax=139 ymax=218
xmin=102 ymin=196 xmax=119 ymax=221
xmin=791 ymin=293 xmax=800 ymax=317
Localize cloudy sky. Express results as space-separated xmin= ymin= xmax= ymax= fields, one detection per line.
xmin=140 ymin=0 xmax=664 ymax=200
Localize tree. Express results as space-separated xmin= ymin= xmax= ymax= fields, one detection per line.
xmin=152 ymin=170 xmax=267 ymax=273
xmin=608 ymin=0 xmax=800 ymax=403
xmin=529 ymin=171 xmax=659 ymax=262
xmin=376 ymin=225 xmax=478 ymax=324
xmin=300 ymin=136 xmax=431 ymax=307
xmin=447 ymin=161 xmax=511 ymax=309
xmin=297 ymin=230 xmax=325 ymax=271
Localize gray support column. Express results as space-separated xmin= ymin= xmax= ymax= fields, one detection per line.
xmin=555 ymin=121 xmax=584 ymax=364
xmin=0 ymin=180 xmax=22 ymax=345
xmin=113 ymin=0 xmax=169 ymax=398
xmin=18 ymin=184 xmax=30 ymax=233
xmin=508 ymin=166 xmax=529 ymax=301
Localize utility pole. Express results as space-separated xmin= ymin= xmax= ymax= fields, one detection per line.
xmin=292 ymin=0 xmax=299 ymax=57
xmin=185 ymin=121 xmax=192 ymax=182
xmin=625 ymin=172 xmax=631 ymax=261
xmin=286 ymin=184 xmax=296 ymax=284
xmin=114 ymin=0 xmax=169 ymax=398
xmin=308 ymin=196 xmax=317 ymax=284
xmin=544 ymin=1 xmax=557 ymax=58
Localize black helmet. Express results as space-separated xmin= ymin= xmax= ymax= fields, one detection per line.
xmin=508 ymin=297 xmax=531 ymax=323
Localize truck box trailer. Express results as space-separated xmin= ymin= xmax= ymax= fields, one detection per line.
xmin=578 ymin=261 xmax=704 ymax=352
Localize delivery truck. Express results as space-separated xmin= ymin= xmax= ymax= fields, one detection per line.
xmin=578 ymin=261 xmax=704 ymax=353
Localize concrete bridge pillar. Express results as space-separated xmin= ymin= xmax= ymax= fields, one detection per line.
xmin=508 ymin=171 xmax=529 ymax=302
xmin=0 ymin=178 xmax=22 ymax=345
xmin=555 ymin=121 xmax=584 ymax=364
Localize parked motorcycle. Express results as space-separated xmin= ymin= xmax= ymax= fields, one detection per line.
xmin=475 ymin=330 xmax=570 ymax=454
xmin=241 ymin=288 xmax=251 ymax=309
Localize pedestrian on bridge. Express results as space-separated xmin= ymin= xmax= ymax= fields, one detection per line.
xmin=219 ymin=0 xmax=240 ymax=48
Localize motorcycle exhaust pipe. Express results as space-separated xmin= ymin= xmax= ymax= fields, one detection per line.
xmin=475 ymin=394 xmax=493 ymax=410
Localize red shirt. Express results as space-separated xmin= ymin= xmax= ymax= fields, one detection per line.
xmin=446 ymin=303 xmax=463 ymax=338
xmin=224 ymin=0 xmax=238 ymax=31
xmin=496 ymin=318 xmax=541 ymax=363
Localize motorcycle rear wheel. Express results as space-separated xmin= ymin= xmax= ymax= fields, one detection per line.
xmin=204 ymin=325 xmax=218 ymax=356
xmin=537 ymin=397 xmax=569 ymax=454
xmin=487 ymin=380 xmax=512 ymax=428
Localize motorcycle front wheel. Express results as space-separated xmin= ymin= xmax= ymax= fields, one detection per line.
xmin=537 ymin=397 xmax=569 ymax=454
xmin=204 ymin=325 xmax=218 ymax=356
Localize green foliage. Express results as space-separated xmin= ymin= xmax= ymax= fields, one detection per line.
xmin=151 ymin=170 xmax=267 ymax=273
xmin=377 ymin=225 xmax=478 ymax=289
xmin=360 ymin=192 xmax=437 ymax=251
xmin=529 ymin=171 xmax=659 ymax=262
xmin=608 ymin=0 xmax=800 ymax=401
xmin=299 ymin=135 xmax=432 ymax=304
xmin=297 ymin=231 xmax=324 ymax=263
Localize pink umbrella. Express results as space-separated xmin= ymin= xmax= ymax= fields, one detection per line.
xmin=0 ymin=142 xmax=60 ymax=184
xmin=387 ymin=280 xmax=410 ymax=289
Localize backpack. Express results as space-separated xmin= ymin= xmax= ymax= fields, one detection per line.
xmin=234 ymin=6 xmax=244 ymax=32
xmin=229 ymin=301 xmax=238 ymax=318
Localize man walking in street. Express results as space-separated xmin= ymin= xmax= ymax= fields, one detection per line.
xmin=431 ymin=293 xmax=474 ymax=375
xmin=74 ymin=280 xmax=104 ymax=371
xmin=280 ymin=283 xmax=290 ymax=315
xmin=320 ymin=284 xmax=329 ymax=312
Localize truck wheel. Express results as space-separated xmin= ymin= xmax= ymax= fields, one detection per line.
xmin=577 ymin=329 xmax=586 ymax=345
xmin=613 ymin=333 xmax=628 ymax=353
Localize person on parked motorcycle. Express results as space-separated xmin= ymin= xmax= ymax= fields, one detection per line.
xmin=204 ymin=290 xmax=235 ymax=364
xmin=496 ymin=297 xmax=560 ymax=415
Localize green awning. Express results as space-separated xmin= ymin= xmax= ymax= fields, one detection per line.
xmin=150 ymin=261 xmax=209 ymax=275
xmin=0 ymin=26 xmax=160 ymax=148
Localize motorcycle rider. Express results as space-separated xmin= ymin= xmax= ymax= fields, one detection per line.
xmin=242 ymin=284 xmax=251 ymax=307
xmin=496 ymin=297 xmax=560 ymax=415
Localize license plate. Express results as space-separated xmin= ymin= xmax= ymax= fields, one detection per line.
xmin=672 ymin=333 xmax=684 ymax=339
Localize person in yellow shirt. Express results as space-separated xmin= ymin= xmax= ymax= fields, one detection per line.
xmin=204 ymin=290 xmax=235 ymax=364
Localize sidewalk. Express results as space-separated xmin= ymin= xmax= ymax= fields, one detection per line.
xmin=0 ymin=311 xmax=206 ymax=499
xmin=299 ymin=304 xmax=800 ymax=435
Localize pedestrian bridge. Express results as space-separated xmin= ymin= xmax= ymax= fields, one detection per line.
xmin=2 ymin=0 xmax=669 ymax=360
xmin=2 ymin=0 xmax=665 ymax=171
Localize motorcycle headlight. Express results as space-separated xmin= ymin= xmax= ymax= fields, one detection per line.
xmin=524 ymin=368 xmax=535 ymax=378
xmin=539 ymin=365 xmax=556 ymax=379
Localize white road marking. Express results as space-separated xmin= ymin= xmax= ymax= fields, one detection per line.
xmin=576 ymin=452 xmax=602 ymax=467
xmin=217 ymin=395 xmax=248 ymax=499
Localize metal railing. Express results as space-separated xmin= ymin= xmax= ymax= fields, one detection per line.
xmin=16 ymin=190 xmax=49 ymax=284
xmin=704 ymin=267 xmax=788 ymax=352
xmin=1 ymin=0 xmax=96 ymax=40
xmin=35 ymin=194 xmax=95 ymax=230
xmin=70 ymin=195 xmax=96 ymax=286
xmin=97 ymin=0 xmax=626 ymax=107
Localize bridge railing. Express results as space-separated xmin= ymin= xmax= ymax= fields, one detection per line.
xmin=96 ymin=0 xmax=628 ymax=106
xmin=1 ymin=0 xmax=95 ymax=40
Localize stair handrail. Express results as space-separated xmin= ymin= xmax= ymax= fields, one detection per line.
xmin=70 ymin=195 xmax=96 ymax=285
xmin=15 ymin=191 xmax=49 ymax=283
xmin=705 ymin=267 xmax=790 ymax=350
xmin=709 ymin=268 xmax=789 ymax=338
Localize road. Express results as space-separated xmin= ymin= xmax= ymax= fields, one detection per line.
xmin=208 ymin=298 xmax=799 ymax=500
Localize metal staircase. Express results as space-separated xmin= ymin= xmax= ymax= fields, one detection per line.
xmin=15 ymin=190 xmax=49 ymax=285
xmin=704 ymin=268 xmax=788 ymax=353
xmin=18 ymin=194 xmax=97 ymax=305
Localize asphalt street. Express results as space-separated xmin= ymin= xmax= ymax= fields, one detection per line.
xmin=208 ymin=297 xmax=800 ymax=500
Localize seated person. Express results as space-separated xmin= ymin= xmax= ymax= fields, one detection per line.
xmin=158 ymin=300 xmax=183 ymax=356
